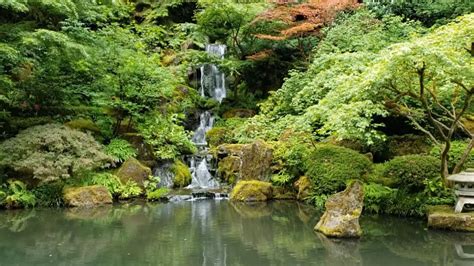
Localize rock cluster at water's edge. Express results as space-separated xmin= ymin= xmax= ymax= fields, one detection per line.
xmin=314 ymin=181 xmax=364 ymax=238
xmin=116 ymin=158 xmax=152 ymax=188
xmin=217 ymin=140 xmax=273 ymax=183
xmin=428 ymin=205 xmax=474 ymax=231
xmin=230 ymin=180 xmax=273 ymax=202
xmin=63 ymin=185 xmax=113 ymax=207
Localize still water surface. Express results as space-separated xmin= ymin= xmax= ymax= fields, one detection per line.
xmin=0 ymin=200 xmax=473 ymax=266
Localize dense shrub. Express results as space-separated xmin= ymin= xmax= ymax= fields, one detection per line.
xmin=305 ymin=144 xmax=372 ymax=195
xmin=32 ymin=181 xmax=64 ymax=207
xmin=0 ymin=124 xmax=112 ymax=183
xmin=430 ymin=140 xmax=474 ymax=172
xmin=381 ymin=155 xmax=440 ymax=192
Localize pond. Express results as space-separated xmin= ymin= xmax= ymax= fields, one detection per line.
xmin=0 ymin=200 xmax=473 ymax=266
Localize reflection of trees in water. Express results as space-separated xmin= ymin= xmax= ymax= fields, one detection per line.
xmin=1 ymin=202 xmax=474 ymax=265
xmin=362 ymin=216 xmax=474 ymax=266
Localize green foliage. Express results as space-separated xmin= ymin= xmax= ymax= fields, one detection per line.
xmin=1 ymin=180 xmax=36 ymax=209
xmin=367 ymin=0 xmax=474 ymax=27
xmin=78 ymin=172 xmax=123 ymax=197
xmin=118 ymin=180 xmax=142 ymax=200
xmin=32 ymin=181 xmax=64 ymax=207
xmin=172 ymin=160 xmax=191 ymax=188
xmin=0 ymin=124 xmax=112 ymax=183
xmin=138 ymin=115 xmax=196 ymax=160
xmin=105 ymin=138 xmax=137 ymax=163
xmin=318 ymin=8 xmax=423 ymax=54
xmin=272 ymin=131 xmax=315 ymax=185
xmin=381 ymin=155 xmax=440 ymax=192
xmin=305 ymin=145 xmax=372 ymax=195
xmin=146 ymin=187 xmax=170 ymax=201
xmin=363 ymin=183 xmax=394 ymax=214
xmin=270 ymin=172 xmax=292 ymax=187
xmin=430 ymin=140 xmax=474 ymax=172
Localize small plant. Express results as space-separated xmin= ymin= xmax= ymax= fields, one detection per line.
xmin=32 ymin=182 xmax=65 ymax=207
xmin=146 ymin=187 xmax=170 ymax=201
xmin=118 ymin=180 xmax=142 ymax=199
xmin=363 ymin=183 xmax=394 ymax=214
xmin=105 ymin=138 xmax=137 ymax=163
xmin=271 ymin=172 xmax=292 ymax=186
xmin=2 ymin=180 xmax=36 ymax=209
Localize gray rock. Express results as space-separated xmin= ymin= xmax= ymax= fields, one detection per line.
xmin=314 ymin=181 xmax=364 ymax=238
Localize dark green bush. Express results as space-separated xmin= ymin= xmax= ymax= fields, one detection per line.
xmin=381 ymin=155 xmax=440 ymax=192
xmin=32 ymin=182 xmax=64 ymax=207
xmin=305 ymin=144 xmax=372 ymax=195
xmin=430 ymin=140 xmax=474 ymax=172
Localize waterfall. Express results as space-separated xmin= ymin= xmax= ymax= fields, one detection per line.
xmin=189 ymin=157 xmax=219 ymax=188
xmin=187 ymin=44 xmax=227 ymax=189
xmin=200 ymin=44 xmax=226 ymax=103
xmin=153 ymin=162 xmax=174 ymax=188
xmin=191 ymin=111 xmax=214 ymax=146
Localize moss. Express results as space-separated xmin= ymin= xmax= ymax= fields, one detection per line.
xmin=65 ymin=118 xmax=101 ymax=134
xmin=272 ymin=186 xmax=296 ymax=200
xmin=206 ymin=127 xmax=228 ymax=147
xmin=63 ymin=185 xmax=113 ymax=207
xmin=387 ymin=134 xmax=430 ymax=158
xmin=172 ymin=160 xmax=191 ymax=188
xmin=116 ymin=158 xmax=152 ymax=188
xmin=218 ymin=156 xmax=241 ymax=184
xmin=217 ymin=140 xmax=273 ymax=182
xmin=428 ymin=205 xmax=474 ymax=231
xmin=230 ymin=180 xmax=273 ymax=202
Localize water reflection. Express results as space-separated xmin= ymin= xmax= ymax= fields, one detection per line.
xmin=0 ymin=201 xmax=474 ymax=265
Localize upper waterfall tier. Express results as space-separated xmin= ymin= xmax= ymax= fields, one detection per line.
xmin=200 ymin=44 xmax=226 ymax=103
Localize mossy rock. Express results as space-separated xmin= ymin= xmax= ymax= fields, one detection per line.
xmin=116 ymin=158 xmax=152 ymax=188
xmin=217 ymin=140 xmax=273 ymax=182
xmin=314 ymin=181 xmax=364 ymax=238
xmin=222 ymin=108 xmax=256 ymax=119
xmin=218 ymin=156 xmax=241 ymax=184
xmin=273 ymin=186 xmax=297 ymax=200
xmin=428 ymin=205 xmax=474 ymax=232
xmin=172 ymin=160 xmax=192 ymax=188
xmin=63 ymin=185 xmax=113 ymax=207
xmin=230 ymin=180 xmax=273 ymax=202
xmin=293 ymin=176 xmax=312 ymax=201
xmin=206 ymin=127 xmax=228 ymax=147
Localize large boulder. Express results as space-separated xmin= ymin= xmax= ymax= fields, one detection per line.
xmin=217 ymin=140 xmax=273 ymax=183
xmin=116 ymin=158 xmax=152 ymax=188
xmin=428 ymin=205 xmax=474 ymax=231
xmin=314 ymin=181 xmax=364 ymax=238
xmin=63 ymin=185 xmax=113 ymax=207
xmin=230 ymin=180 xmax=273 ymax=202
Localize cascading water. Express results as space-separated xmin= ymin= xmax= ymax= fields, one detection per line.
xmin=199 ymin=44 xmax=226 ymax=103
xmin=191 ymin=111 xmax=214 ymax=146
xmin=188 ymin=44 xmax=227 ymax=189
xmin=153 ymin=162 xmax=174 ymax=188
